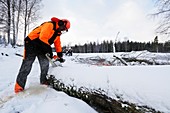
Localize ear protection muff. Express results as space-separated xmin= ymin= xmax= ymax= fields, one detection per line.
xmin=58 ymin=20 xmax=64 ymax=26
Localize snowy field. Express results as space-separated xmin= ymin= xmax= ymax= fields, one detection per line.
xmin=0 ymin=46 xmax=170 ymax=113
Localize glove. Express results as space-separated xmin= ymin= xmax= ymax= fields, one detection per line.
xmin=51 ymin=55 xmax=58 ymax=62
xmin=57 ymin=52 xmax=63 ymax=58
xmin=58 ymin=57 xmax=65 ymax=63
xmin=52 ymin=55 xmax=65 ymax=63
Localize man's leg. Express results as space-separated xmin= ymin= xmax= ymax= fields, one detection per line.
xmin=15 ymin=37 xmax=37 ymax=93
xmin=37 ymin=54 xmax=49 ymax=84
xmin=15 ymin=55 xmax=36 ymax=92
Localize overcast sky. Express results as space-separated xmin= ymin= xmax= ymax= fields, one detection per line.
xmin=38 ymin=0 xmax=163 ymax=46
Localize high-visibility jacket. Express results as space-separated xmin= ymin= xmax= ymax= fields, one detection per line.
xmin=27 ymin=21 xmax=62 ymax=53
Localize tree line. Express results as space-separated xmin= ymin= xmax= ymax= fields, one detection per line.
xmin=67 ymin=39 xmax=170 ymax=53
xmin=0 ymin=0 xmax=42 ymax=46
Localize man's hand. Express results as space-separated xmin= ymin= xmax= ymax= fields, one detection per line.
xmin=57 ymin=57 xmax=65 ymax=63
xmin=52 ymin=55 xmax=65 ymax=63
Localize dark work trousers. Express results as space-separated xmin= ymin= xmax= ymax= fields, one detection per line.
xmin=16 ymin=40 xmax=49 ymax=89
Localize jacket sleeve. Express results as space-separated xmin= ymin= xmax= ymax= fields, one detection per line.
xmin=54 ymin=36 xmax=62 ymax=53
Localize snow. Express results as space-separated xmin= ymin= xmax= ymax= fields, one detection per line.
xmin=0 ymin=46 xmax=170 ymax=113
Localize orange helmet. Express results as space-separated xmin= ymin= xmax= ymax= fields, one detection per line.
xmin=51 ymin=17 xmax=60 ymax=22
xmin=51 ymin=17 xmax=70 ymax=31
xmin=62 ymin=19 xmax=70 ymax=30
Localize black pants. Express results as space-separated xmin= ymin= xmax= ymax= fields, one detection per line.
xmin=16 ymin=38 xmax=49 ymax=89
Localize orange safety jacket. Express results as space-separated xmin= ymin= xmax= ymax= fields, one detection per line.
xmin=27 ymin=21 xmax=62 ymax=53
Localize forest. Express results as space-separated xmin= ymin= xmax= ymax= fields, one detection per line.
xmin=65 ymin=38 xmax=170 ymax=53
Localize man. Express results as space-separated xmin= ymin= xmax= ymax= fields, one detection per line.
xmin=14 ymin=17 xmax=70 ymax=93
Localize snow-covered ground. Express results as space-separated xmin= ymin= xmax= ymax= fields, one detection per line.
xmin=0 ymin=46 xmax=170 ymax=113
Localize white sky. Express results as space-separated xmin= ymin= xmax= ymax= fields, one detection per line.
xmin=34 ymin=0 xmax=166 ymax=46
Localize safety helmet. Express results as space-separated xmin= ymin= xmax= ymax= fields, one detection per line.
xmin=51 ymin=17 xmax=59 ymax=22
xmin=62 ymin=19 xmax=70 ymax=30
xmin=51 ymin=17 xmax=70 ymax=31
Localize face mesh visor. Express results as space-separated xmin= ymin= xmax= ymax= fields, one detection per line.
xmin=61 ymin=30 xmax=68 ymax=34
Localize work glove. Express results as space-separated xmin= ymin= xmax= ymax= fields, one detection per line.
xmin=57 ymin=52 xmax=63 ymax=58
xmin=57 ymin=57 xmax=65 ymax=63
xmin=52 ymin=55 xmax=65 ymax=63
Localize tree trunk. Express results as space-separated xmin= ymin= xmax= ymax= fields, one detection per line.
xmin=16 ymin=0 xmax=22 ymax=43
xmin=7 ymin=0 xmax=11 ymax=44
xmin=11 ymin=0 xmax=16 ymax=46
xmin=24 ymin=0 xmax=28 ymax=38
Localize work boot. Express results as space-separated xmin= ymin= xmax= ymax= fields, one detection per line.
xmin=40 ymin=80 xmax=50 ymax=85
xmin=14 ymin=82 xmax=24 ymax=93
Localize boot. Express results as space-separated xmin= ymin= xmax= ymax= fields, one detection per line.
xmin=14 ymin=82 xmax=24 ymax=93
